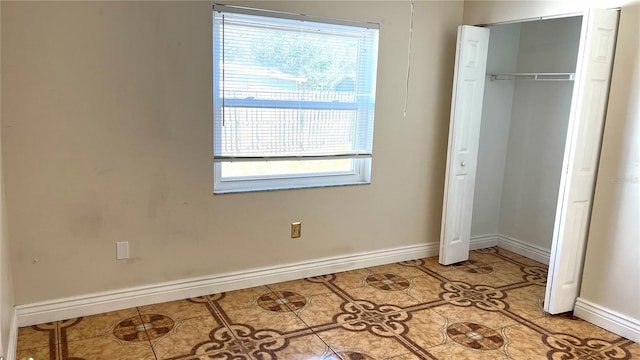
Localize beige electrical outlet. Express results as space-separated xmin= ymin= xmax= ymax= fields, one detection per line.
xmin=291 ymin=222 xmax=301 ymax=238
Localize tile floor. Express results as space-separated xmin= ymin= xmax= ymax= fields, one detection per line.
xmin=16 ymin=247 xmax=639 ymax=359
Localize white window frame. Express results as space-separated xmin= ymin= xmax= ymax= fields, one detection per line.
xmin=213 ymin=158 xmax=371 ymax=193
xmin=212 ymin=5 xmax=379 ymax=194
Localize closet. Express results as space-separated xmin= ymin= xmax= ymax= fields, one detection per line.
xmin=472 ymin=17 xmax=582 ymax=265
xmin=439 ymin=9 xmax=619 ymax=314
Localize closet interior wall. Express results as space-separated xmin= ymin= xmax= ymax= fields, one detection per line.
xmin=471 ymin=17 xmax=583 ymax=262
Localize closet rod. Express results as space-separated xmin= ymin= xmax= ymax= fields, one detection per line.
xmin=489 ymin=73 xmax=575 ymax=81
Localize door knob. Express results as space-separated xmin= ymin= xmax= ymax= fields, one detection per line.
xmin=460 ymin=161 xmax=466 ymax=167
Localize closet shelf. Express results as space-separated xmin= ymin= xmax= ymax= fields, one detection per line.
xmin=489 ymin=72 xmax=575 ymax=81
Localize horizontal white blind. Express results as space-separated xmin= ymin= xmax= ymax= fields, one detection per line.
xmin=213 ymin=6 xmax=379 ymax=161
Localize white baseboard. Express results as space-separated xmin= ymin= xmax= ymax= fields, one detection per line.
xmin=16 ymin=242 xmax=439 ymax=327
xmin=6 ymin=310 xmax=17 ymax=360
xmin=497 ymin=234 xmax=551 ymax=265
xmin=468 ymin=233 xmax=550 ymax=265
xmin=470 ymin=234 xmax=499 ymax=250
xmin=574 ymin=297 xmax=640 ymax=343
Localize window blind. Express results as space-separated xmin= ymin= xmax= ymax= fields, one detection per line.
xmin=213 ymin=5 xmax=379 ymax=162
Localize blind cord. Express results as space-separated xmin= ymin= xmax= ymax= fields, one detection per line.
xmin=221 ymin=14 xmax=226 ymax=127
xmin=403 ymin=0 xmax=415 ymax=117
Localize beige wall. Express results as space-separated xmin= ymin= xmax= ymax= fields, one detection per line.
xmin=580 ymin=2 xmax=640 ymax=321
xmin=6 ymin=0 xmax=634 ymax=328
xmin=1 ymin=1 xmax=463 ymax=304
xmin=0 ymin=1 xmax=15 ymax=355
xmin=465 ymin=0 xmax=640 ymax=322
xmin=463 ymin=0 xmax=636 ymax=25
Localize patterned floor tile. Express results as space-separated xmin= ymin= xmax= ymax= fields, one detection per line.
xmin=431 ymin=304 xmax=517 ymax=330
xmin=138 ymin=298 xmax=213 ymax=322
xmin=623 ymin=341 xmax=640 ymax=357
xmin=491 ymin=260 xmax=538 ymax=283
xmin=63 ymin=335 xmax=156 ymax=360
xmin=386 ymin=308 xmax=446 ymax=348
xmin=420 ymin=257 xmax=457 ymax=274
xmin=500 ymin=284 xmax=546 ymax=320
xmin=267 ymin=277 xmax=333 ymax=297
xmin=345 ymin=279 xmax=422 ymax=311
xmin=151 ymin=314 xmax=229 ymax=359
xmin=292 ymin=291 xmax=363 ymax=327
xmin=405 ymin=275 xmax=448 ymax=304
xmin=246 ymin=333 xmax=339 ymax=360
xmin=452 ymin=259 xmax=497 ymax=273
xmin=224 ymin=306 xmax=309 ymax=341
xmin=509 ymin=256 xmax=549 ymax=268
xmin=317 ymin=322 xmax=411 ymax=359
xmin=589 ymin=340 xmax=640 ymax=359
xmin=426 ymin=341 xmax=510 ymax=360
xmin=17 ymin=323 xmax=56 ymax=349
xmin=215 ymin=286 xmax=272 ymax=313
xmin=475 ymin=247 xmax=525 ymax=260
xmin=16 ymin=345 xmax=56 ymax=360
xmin=325 ymin=269 xmax=372 ymax=290
xmin=110 ymin=313 xmax=169 ymax=343
xmin=336 ymin=350 xmax=383 ymax=360
xmin=367 ymin=262 xmax=429 ymax=279
xmin=533 ymin=313 xmax=625 ymax=343
xmin=181 ymin=354 xmax=251 ymax=360
xmin=503 ymin=323 xmax=588 ymax=360
xmin=62 ymin=308 xmax=141 ymax=342
xmin=440 ymin=268 xmax=517 ymax=289
xmin=15 ymin=248 xmax=638 ymax=360
xmin=388 ymin=352 xmax=426 ymax=360
xmin=468 ymin=250 xmax=508 ymax=264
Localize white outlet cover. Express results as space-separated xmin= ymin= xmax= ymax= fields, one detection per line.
xmin=116 ymin=241 xmax=129 ymax=260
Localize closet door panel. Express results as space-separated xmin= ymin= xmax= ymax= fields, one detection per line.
xmin=439 ymin=25 xmax=490 ymax=265
xmin=545 ymin=8 xmax=619 ymax=314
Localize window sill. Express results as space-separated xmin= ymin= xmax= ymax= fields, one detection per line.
xmin=213 ymin=179 xmax=371 ymax=194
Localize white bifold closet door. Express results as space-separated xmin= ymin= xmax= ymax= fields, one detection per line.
xmin=545 ymin=8 xmax=619 ymax=314
xmin=439 ymin=25 xmax=490 ymax=266
xmin=440 ymin=8 xmax=619 ymax=314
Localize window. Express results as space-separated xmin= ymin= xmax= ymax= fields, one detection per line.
xmin=213 ymin=5 xmax=379 ymax=193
